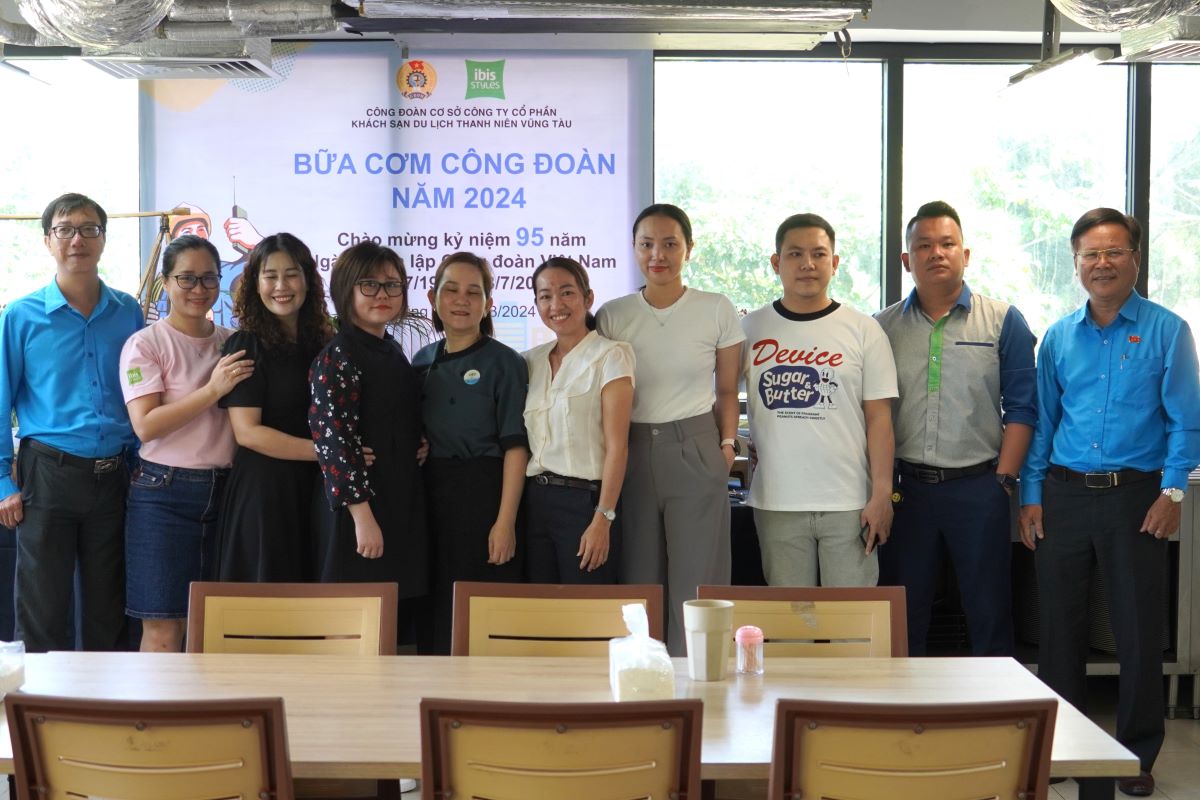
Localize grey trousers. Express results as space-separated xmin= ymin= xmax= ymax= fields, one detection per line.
xmin=753 ymin=508 xmax=878 ymax=587
xmin=618 ymin=414 xmax=731 ymax=655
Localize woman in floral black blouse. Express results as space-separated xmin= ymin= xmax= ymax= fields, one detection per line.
xmin=308 ymin=242 xmax=427 ymax=631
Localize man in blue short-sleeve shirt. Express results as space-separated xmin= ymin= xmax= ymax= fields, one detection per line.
xmin=0 ymin=193 xmax=143 ymax=652
xmin=875 ymin=200 xmax=1037 ymax=658
xmin=1019 ymin=208 xmax=1200 ymax=798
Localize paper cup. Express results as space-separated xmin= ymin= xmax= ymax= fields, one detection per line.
xmin=683 ymin=599 xmax=734 ymax=681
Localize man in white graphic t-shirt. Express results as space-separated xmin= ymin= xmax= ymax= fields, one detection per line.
xmin=741 ymin=213 xmax=898 ymax=586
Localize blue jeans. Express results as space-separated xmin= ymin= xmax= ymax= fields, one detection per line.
xmin=125 ymin=459 xmax=228 ymax=619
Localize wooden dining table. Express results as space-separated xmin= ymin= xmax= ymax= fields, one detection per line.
xmin=0 ymin=652 xmax=1138 ymax=799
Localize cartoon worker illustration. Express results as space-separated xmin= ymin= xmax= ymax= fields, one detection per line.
xmin=158 ymin=202 xmax=264 ymax=327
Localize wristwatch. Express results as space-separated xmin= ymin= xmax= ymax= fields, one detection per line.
xmin=995 ymin=472 xmax=1018 ymax=491
xmin=595 ymin=505 xmax=617 ymax=522
xmin=720 ymin=438 xmax=742 ymax=456
xmin=1162 ymin=487 xmax=1185 ymax=503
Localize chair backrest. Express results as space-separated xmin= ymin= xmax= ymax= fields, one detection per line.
xmin=186 ymin=581 xmax=398 ymax=655
xmin=6 ymin=694 xmax=293 ymax=800
xmin=769 ymin=698 xmax=1057 ymax=800
xmin=421 ymin=697 xmax=701 ymax=800
xmin=451 ymin=581 xmax=664 ymax=656
xmin=697 ymin=585 xmax=908 ymax=657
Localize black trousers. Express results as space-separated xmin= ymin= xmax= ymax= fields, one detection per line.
xmin=524 ymin=479 xmax=619 ymax=585
xmin=425 ymin=456 xmax=522 ymax=655
xmin=14 ymin=443 xmax=128 ymax=653
xmin=1036 ymin=472 xmax=1166 ymax=771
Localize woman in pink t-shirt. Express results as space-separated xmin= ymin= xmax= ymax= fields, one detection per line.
xmin=118 ymin=235 xmax=253 ymax=652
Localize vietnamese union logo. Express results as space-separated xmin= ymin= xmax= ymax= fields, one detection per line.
xmin=465 ymin=59 xmax=505 ymax=99
xmin=397 ymin=60 xmax=437 ymax=100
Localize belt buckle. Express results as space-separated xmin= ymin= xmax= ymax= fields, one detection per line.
xmin=534 ymin=474 xmax=549 ymax=486
xmin=914 ymin=467 xmax=941 ymax=484
xmin=1084 ymin=472 xmax=1114 ymax=489
xmin=93 ymin=457 xmax=120 ymax=475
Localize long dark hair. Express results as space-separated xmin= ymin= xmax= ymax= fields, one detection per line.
xmin=235 ymin=233 xmax=329 ymax=355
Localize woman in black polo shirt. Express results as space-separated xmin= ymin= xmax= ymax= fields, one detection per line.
xmin=412 ymin=252 xmax=529 ymax=654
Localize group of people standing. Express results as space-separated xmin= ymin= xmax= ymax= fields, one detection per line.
xmin=2 ymin=191 xmax=1197 ymax=797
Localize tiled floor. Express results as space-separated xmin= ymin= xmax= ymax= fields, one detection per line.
xmin=1050 ymin=677 xmax=1200 ymax=800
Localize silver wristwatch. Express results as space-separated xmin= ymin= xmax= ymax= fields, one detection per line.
xmin=595 ymin=505 xmax=617 ymax=522
xmin=1162 ymin=487 xmax=1185 ymax=503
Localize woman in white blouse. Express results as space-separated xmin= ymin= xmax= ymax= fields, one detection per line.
xmin=523 ymin=257 xmax=634 ymax=583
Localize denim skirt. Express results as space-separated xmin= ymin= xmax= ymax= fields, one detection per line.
xmin=125 ymin=459 xmax=228 ymax=619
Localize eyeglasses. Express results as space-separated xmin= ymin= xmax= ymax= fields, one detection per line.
xmin=1075 ymin=247 xmax=1137 ymax=266
xmin=356 ymin=279 xmax=407 ymax=297
xmin=171 ymin=274 xmax=220 ymax=290
xmin=49 ymin=224 xmax=104 ymax=239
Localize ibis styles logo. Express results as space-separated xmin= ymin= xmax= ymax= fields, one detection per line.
xmin=465 ymin=60 xmax=505 ymax=99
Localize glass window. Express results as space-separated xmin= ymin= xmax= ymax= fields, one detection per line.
xmin=654 ymin=59 xmax=884 ymax=315
xmin=1149 ymin=64 xmax=1200 ymax=340
xmin=902 ymin=62 xmax=1128 ymax=337
xmin=0 ymin=61 xmax=140 ymax=307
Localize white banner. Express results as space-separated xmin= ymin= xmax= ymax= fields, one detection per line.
xmin=142 ymin=43 xmax=645 ymax=353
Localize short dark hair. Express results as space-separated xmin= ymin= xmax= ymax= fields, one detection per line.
xmin=41 ymin=192 xmax=107 ymax=234
xmin=632 ymin=203 xmax=694 ymax=248
xmin=330 ymin=241 xmax=408 ymax=326
xmin=431 ymin=251 xmax=494 ymax=338
xmin=161 ymin=234 xmax=220 ymax=277
xmin=905 ymin=200 xmax=962 ymax=248
xmin=775 ymin=213 xmax=836 ymax=253
xmin=236 ymin=232 xmax=329 ymax=355
xmin=532 ymin=256 xmax=597 ymax=331
xmin=1070 ymin=207 xmax=1142 ymax=252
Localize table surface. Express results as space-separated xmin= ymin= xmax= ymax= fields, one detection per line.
xmin=0 ymin=652 xmax=1140 ymax=781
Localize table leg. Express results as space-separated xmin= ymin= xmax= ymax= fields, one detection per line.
xmin=1077 ymin=777 xmax=1114 ymax=800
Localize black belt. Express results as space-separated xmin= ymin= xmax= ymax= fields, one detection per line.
xmin=1049 ymin=464 xmax=1159 ymax=489
xmin=897 ymin=459 xmax=993 ymax=485
xmin=529 ymin=472 xmax=599 ymax=492
xmin=24 ymin=439 xmax=123 ymax=475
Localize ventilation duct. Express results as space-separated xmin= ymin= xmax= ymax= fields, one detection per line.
xmin=346 ymin=1 xmax=871 ymax=35
xmin=80 ymin=36 xmax=279 ymax=79
xmin=1120 ymin=14 xmax=1200 ymax=60
xmin=16 ymin=0 xmax=173 ymax=49
xmin=1049 ymin=0 xmax=1200 ymax=32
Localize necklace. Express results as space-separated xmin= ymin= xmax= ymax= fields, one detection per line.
xmin=642 ymin=287 xmax=685 ymax=327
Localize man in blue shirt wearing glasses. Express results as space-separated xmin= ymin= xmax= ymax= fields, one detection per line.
xmin=1020 ymin=207 xmax=1200 ymax=798
xmin=0 ymin=193 xmax=143 ymax=653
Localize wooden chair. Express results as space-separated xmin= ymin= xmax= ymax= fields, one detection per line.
xmin=769 ymin=698 xmax=1057 ymax=800
xmin=421 ymin=698 xmax=702 ymax=800
xmin=451 ymin=581 xmax=664 ymax=656
xmin=186 ymin=581 xmax=398 ymax=655
xmin=186 ymin=581 xmax=400 ymax=800
xmin=6 ymin=694 xmax=292 ymax=800
xmin=697 ymin=585 xmax=908 ymax=657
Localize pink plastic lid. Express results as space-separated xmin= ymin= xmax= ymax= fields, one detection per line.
xmin=735 ymin=625 xmax=763 ymax=644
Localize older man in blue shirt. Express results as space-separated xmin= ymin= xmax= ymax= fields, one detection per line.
xmin=1020 ymin=208 xmax=1200 ymax=798
xmin=0 ymin=193 xmax=143 ymax=652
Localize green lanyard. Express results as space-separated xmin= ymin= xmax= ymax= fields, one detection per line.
xmin=927 ymin=315 xmax=949 ymax=393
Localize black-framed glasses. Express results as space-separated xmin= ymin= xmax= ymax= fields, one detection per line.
xmin=50 ymin=224 xmax=104 ymax=239
xmin=356 ymin=279 xmax=407 ymax=297
xmin=171 ymin=274 xmax=220 ymax=290
xmin=1075 ymin=247 xmax=1137 ymax=266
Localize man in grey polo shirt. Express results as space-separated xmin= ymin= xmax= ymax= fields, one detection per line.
xmin=875 ymin=200 xmax=1037 ymax=656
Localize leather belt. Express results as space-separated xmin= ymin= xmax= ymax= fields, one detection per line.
xmin=1048 ymin=464 xmax=1159 ymax=489
xmin=897 ymin=459 xmax=993 ymax=485
xmin=25 ymin=439 xmax=123 ymax=475
xmin=530 ymin=472 xmax=599 ymax=492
